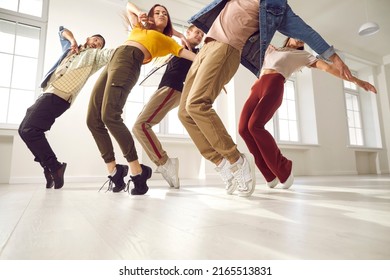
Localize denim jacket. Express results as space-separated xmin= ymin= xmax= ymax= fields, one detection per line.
xmin=189 ymin=0 xmax=335 ymax=77
xmin=40 ymin=26 xmax=71 ymax=88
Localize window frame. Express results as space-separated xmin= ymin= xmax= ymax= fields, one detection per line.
xmin=270 ymin=75 xmax=301 ymax=144
xmin=344 ymin=77 xmax=365 ymax=146
xmin=0 ymin=0 xmax=48 ymax=129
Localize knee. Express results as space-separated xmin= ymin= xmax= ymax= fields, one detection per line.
xmin=86 ymin=112 xmax=96 ymax=131
xmin=18 ymin=126 xmax=37 ymax=142
xmin=131 ymin=121 xmax=143 ymax=137
xmin=178 ymin=104 xmax=189 ymax=123
xmin=238 ymin=122 xmax=249 ymax=139
xmin=247 ymin=119 xmax=264 ymax=135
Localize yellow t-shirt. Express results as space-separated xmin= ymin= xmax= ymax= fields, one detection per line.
xmin=127 ymin=27 xmax=183 ymax=63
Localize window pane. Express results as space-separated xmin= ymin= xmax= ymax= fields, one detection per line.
xmin=349 ymin=128 xmax=357 ymax=145
xmin=354 ymin=111 xmax=361 ymax=127
xmin=15 ymin=24 xmax=40 ymax=57
xmin=285 ymin=81 xmax=295 ymax=99
xmin=8 ymin=89 xmax=34 ymax=124
xmin=287 ymin=100 xmax=296 ymax=120
xmin=125 ymin=103 xmax=143 ymax=130
xmin=265 ymin=118 xmax=274 ymax=137
xmin=0 ymin=88 xmax=10 ymax=123
xmin=289 ymin=121 xmax=298 ymax=141
xmin=278 ymin=102 xmax=288 ymax=119
xmin=355 ymin=129 xmax=363 ymax=146
xmin=0 ymin=0 xmax=17 ymax=12
xmin=0 ymin=19 xmax=16 ymax=54
xmin=12 ymin=56 xmax=38 ymax=90
xmin=0 ymin=53 xmax=13 ymax=87
xmin=127 ymin=84 xmax=143 ymax=102
xmin=343 ymin=80 xmax=357 ymax=91
xmin=345 ymin=94 xmax=353 ymax=110
xmin=19 ymin=0 xmax=43 ymax=17
xmin=167 ymin=106 xmax=185 ymax=135
xmin=279 ymin=119 xmax=289 ymax=141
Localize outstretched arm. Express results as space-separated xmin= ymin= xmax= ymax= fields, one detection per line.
xmin=62 ymin=28 xmax=79 ymax=54
xmin=311 ymin=59 xmax=377 ymax=94
xmin=178 ymin=48 xmax=196 ymax=61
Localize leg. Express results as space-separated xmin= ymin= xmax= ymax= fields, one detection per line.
xmin=18 ymin=93 xmax=69 ymax=188
xmin=247 ymin=74 xmax=292 ymax=183
xmin=238 ymin=77 xmax=278 ymax=183
xmin=179 ymin=41 xmax=241 ymax=164
xmin=87 ymin=64 xmax=116 ymax=166
xmin=133 ymin=86 xmax=180 ymax=166
xmin=132 ymin=86 xmax=181 ymax=188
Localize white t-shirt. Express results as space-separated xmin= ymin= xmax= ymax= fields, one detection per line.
xmin=261 ymin=45 xmax=318 ymax=79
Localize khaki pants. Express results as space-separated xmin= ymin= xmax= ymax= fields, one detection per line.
xmin=133 ymin=86 xmax=181 ymax=166
xmin=178 ymin=40 xmax=241 ymax=165
xmin=87 ymin=45 xmax=144 ymax=163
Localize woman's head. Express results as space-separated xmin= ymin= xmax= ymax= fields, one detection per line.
xmin=283 ymin=37 xmax=305 ymax=50
xmin=147 ymin=4 xmax=173 ymax=36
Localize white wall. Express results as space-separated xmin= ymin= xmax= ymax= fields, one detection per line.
xmin=3 ymin=0 xmax=390 ymax=185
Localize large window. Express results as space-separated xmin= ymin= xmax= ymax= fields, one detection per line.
xmin=266 ymin=78 xmax=299 ymax=143
xmin=0 ymin=0 xmax=48 ymax=127
xmin=344 ymin=79 xmax=364 ymax=146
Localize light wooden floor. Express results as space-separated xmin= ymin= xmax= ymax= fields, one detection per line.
xmin=0 ymin=175 xmax=389 ymax=260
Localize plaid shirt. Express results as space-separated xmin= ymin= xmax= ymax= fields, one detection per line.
xmin=43 ymin=47 xmax=113 ymax=104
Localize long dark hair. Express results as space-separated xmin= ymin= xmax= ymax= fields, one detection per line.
xmin=148 ymin=4 xmax=173 ymax=37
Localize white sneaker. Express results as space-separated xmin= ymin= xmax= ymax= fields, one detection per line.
xmin=159 ymin=158 xmax=180 ymax=189
xmin=266 ymin=177 xmax=279 ymax=188
xmin=215 ymin=159 xmax=237 ymax=195
xmin=230 ymin=154 xmax=256 ymax=197
xmin=280 ymin=172 xmax=294 ymax=189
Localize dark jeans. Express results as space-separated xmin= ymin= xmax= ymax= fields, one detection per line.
xmin=18 ymin=93 xmax=70 ymax=171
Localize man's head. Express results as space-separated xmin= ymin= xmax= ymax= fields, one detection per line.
xmin=185 ymin=25 xmax=204 ymax=48
xmin=84 ymin=34 xmax=105 ymax=49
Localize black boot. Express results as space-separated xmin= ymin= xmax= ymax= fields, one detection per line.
xmin=129 ymin=164 xmax=152 ymax=195
xmin=43 ymin=167 xmax=54 ymax=189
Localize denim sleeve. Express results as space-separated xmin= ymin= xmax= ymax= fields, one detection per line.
xmin=58 ymin=26 xmax=71 ymax=52
xmin=277 ymin=5 xmax=335 ymax=60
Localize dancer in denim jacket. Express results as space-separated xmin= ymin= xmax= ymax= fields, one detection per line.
xmin=189 ymin=0 xmax=352 ymax=79
xmin=179 ymin=0 xmax=353 ymax=197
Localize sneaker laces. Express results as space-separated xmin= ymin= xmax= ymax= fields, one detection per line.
xmin=99 ymin=177 xmax=114 ymax=193
xmin=216 ymin=164 xmax=233 ymax=187
xmin=125 ymin=179 xmax=132 ymax=194
xmin=231 ymin=163 xmax=249 ymax=192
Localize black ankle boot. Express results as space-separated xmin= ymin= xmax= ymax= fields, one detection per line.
xmin=129 ymin=164 xmax=152 ymax=195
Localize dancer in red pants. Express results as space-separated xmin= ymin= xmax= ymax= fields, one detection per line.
xmin=238 ymin=38 xmax=377 ymax=190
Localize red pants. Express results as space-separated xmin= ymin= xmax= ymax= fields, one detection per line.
xmin=238 ymin=73 xmax=292 ymax=183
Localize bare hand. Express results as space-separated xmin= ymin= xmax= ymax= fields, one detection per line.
xmin=70 ymin=40 xmax=79 ymax=54
xmin=356 ymin=80 xmax=377 ymax=94
xmin=330 ymin=53 xmax=352 ymax=80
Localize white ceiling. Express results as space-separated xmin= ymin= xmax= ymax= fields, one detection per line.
xmin=185 ymin=0 xmax=390 ymax=63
